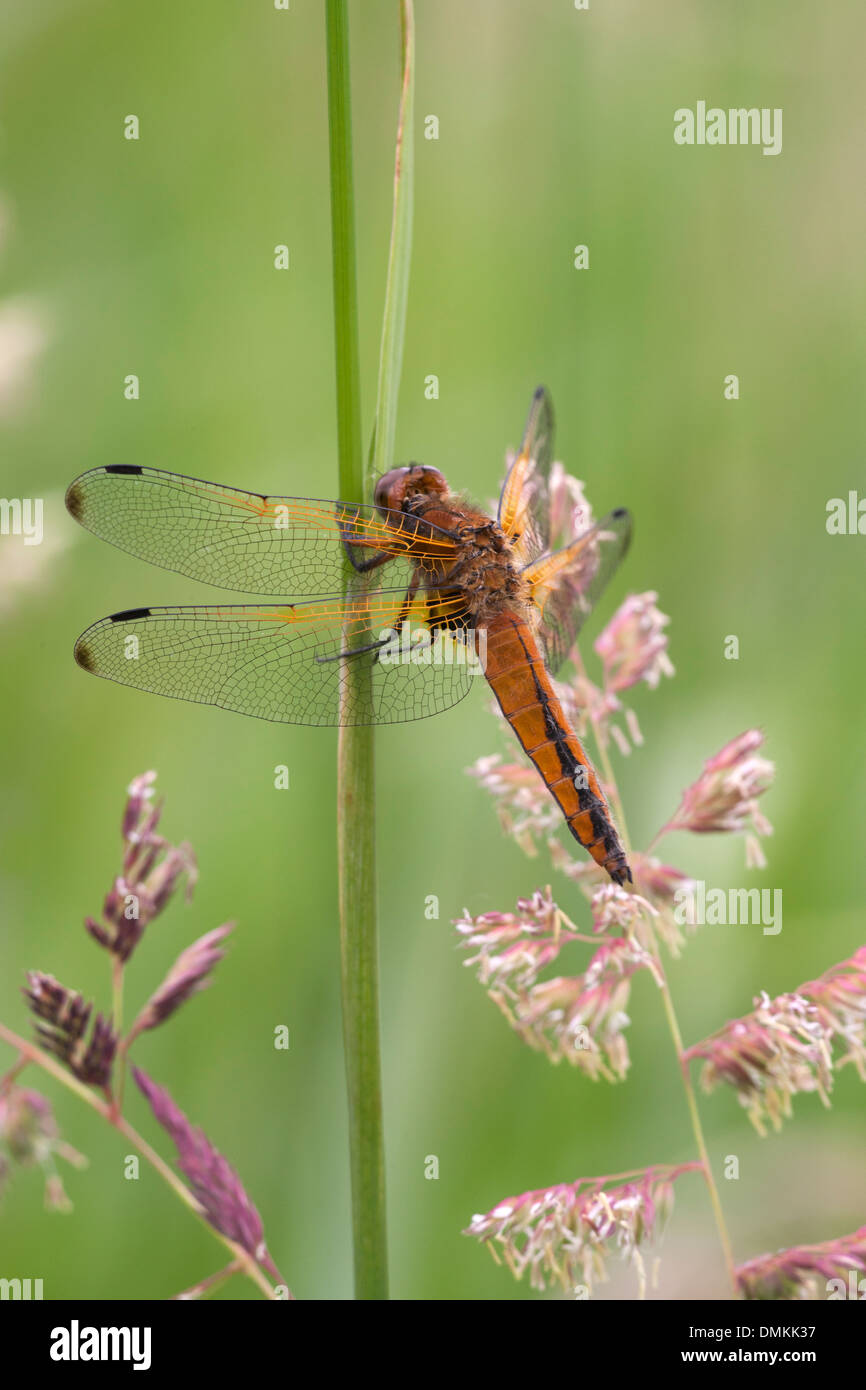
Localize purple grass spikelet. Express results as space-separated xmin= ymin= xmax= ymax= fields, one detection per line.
xmin=85 ymin=771 xmax=197 ymax=963
xmin=125 ymin=925 xmax=234 ymax=1045
xmin=22 ymin=974 xmax=117 ymax=1087
xmin=132 ymin=1067 xmax=281 ymax=1282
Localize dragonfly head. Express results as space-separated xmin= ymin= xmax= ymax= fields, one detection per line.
xmin=374 ymin=465 xmax=449 ymax=516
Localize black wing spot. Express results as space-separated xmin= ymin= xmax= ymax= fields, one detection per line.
xmin=74 ymin=640 xmax=95 ymax=671
xmin=65 ymin=482 xmax=84 ymax=520
xmin=110 ymin=607 xmax=151 ymax=622
xmin=611 ymin=507 xmax=629 ymax=520
xmin=105 ymin=464 xmax=144 ymax=476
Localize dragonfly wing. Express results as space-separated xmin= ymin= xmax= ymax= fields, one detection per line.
xmin=65 ymin=465 xmax=459 ymax=597
xmin=523 ymin=508 xmax=632 ymax=675
xmin=72 ymin=588 xmax=478 ymax=726
xmin=497 ymin=386 xmax=555 ymax=567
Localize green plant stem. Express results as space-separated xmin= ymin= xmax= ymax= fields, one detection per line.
xmin=572 ymin=651 xmax=739 ymax=1297
xmin=326 ymin=0 xmax=388 ymax=1300
xmin=111 ymin=955 xmax=124 ymax=1033
xmin=173 ymin=1261 xmax=243 ymax=1301
xmin=655 ymin=981 xmax=739 ymax=1294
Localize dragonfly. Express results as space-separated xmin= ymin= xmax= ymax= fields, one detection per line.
xmin=65 ymin=387 xmax=633 ymax=883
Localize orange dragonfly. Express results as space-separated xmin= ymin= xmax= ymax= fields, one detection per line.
xmin=65 ymin=388 xmax=633 ymax=883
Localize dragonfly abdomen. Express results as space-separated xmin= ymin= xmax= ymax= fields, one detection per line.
xmin=482 ymin=612 xmax=632 ymax=886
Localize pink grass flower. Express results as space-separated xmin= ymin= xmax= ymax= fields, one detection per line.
xmin=547 ymin=463 xmax=594 ymax=552
xmin=0 ymin=1087 xmax=56 ymax=1164
xmin=683 ymin=946 xmax=866 ymax=1134
xmin=553 ymin=671 xmax=643 ymax=756
xmin=464 ymin=1162 xmax=702 ymax=1296
xmin=505 ymin=937 xmax=659 ymax=1079
xmin=493 ymin=460 xmax=593 ymax=555
xmin=466 ymin=755 xmax=560 ymax=856
xmin=548 ymin=858 xmax=703 ymax=959
xmin=799 ymin=946 xmax=866 ymax=1077
xmin=663 ymin=730 xmax=774 ymax=836
xmin=736 ymin=1225 xmax=866 ymax=1300
xmin=594 ymin=591 xmax=674 ymax=695
xmin=625 ymin=855 xmax=698 ymax=957
xmin=590 ymin=882 xmax=657 ymax=937
xmin=656 ymin=730 xmax=774 ymax=867
xmin=457 ymin=890 xmax=660 ymax=1080
xmin=0 ymin=1086 xmax=87 ymax=1211
xmin=630 ymin=854 xmax=695 ymax=902
xmin=590 ymin=879 xmax=695 ymax=959
xmin=454 ymin=889 xmax=575 ymax=994
xmin=544 ymin=592 xmax=672 ymax=757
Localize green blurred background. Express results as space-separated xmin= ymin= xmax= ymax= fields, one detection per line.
xmin=1 ymin=0 xmax=864 ymax=1300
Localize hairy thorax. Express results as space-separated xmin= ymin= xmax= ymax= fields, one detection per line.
xmin=413 ymin=498 xmax=532 ymax=622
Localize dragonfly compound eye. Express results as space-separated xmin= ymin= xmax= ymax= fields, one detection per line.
xmin=374 ymin=465 xmax=448 ymax=513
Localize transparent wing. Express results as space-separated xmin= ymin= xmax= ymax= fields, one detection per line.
xmin=524 ymin=508 xmax=633 ymax=674
xmin=71 ymin=587 xmax=479 ymax=726
xmin=65 ymin=465 xmax=460 ymax=597
xmin=497 ymin=386 xmax=555 ymax=566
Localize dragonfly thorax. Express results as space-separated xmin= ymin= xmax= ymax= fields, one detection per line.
xmin=418 ymin=503 xmax=529 ymax=621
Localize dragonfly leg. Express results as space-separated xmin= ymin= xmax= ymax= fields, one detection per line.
xmin=366 ymin=572 xmax=432 ymax=664
xmin=337 ymin=514 xmax=393 ymax=573
xmin=317 ymin=572 xmax=432 ymax=665
xmin=347 ymin=550 xmax=392 ymax=574
xmin=392 ymin=571 xmax=421 ymax=623
xmin=315 ymin=638 xmax=389 ymax=665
